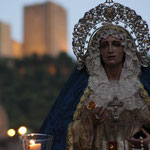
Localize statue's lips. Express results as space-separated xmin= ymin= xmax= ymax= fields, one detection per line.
xmin=107 ymin=56 xmax=115 ymax=60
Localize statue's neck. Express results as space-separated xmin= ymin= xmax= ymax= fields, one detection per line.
xmin=104 ymin=64 xmax=123 ymax=81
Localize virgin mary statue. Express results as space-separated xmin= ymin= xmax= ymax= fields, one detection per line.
xmin=40 ymin=1 xmax=150 ymax=150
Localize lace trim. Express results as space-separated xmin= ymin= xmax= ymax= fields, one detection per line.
xmin=85 ymin=28 xmax=144 ymax=108
xmin=84 ymin=27 xmax=150 ymax=124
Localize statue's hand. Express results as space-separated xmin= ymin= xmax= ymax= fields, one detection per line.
xmin=91 ymin=106 xmax=106 ymax=126
xmin=128 ymin=128 xmax=150 ymax=149
xmin=81 ymin=105 xmax=106 ymax=127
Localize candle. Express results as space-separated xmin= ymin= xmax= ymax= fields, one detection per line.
xmin=28 ymin=144 xmax=41 ymax=150
xmin=28 ymin=140 xmax=41 ymax=150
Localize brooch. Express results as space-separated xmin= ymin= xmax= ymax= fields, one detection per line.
xmin=87 ymin=100 xmax=96 ymax=110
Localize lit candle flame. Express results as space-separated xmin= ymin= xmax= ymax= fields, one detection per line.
xmin=30 ymin=139 xmax=35 ymax=145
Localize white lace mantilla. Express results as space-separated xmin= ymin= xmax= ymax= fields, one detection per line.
xmin=86 ymin=73 xmax=144 ymax=110
xmin=84 ymin=26 xmax=149 ymax=115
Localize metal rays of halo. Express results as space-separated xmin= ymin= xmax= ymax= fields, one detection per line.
xmin=72 ymin=2 xmax=150 ymax=70
xmin=105 ymin=0 xmax=114 ymax=5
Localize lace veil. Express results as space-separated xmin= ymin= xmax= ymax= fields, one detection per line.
xmin=84 ymin=25 xmax=148 ymax=114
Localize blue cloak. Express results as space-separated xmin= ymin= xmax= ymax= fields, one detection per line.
xmin=40 ymin=66 xmax=150 ymax=150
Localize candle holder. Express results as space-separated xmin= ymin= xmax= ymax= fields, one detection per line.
xmin=20 ymin=133 xmax=53 ymax=150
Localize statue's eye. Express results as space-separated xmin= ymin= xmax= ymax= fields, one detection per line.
xmin=100 ymin=42 xmax=109 ymax=49
xmin=112 ymin=41 xmax=122 ymax=47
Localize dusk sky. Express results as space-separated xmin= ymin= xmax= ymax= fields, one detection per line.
xmin=0 ymin=0 xmax=150 ymax=57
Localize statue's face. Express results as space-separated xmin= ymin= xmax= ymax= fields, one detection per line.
xmin=99 ymin=36 xmax=124 ymax=67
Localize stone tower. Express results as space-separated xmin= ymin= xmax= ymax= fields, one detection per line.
xmin=23 ymin=1 xmax=68 ymax=57
xmin=0 ymin=22 xmax=13 ymax=58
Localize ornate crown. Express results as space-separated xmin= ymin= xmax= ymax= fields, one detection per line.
xmin=72 ymin=0 xmax=150 ymax=69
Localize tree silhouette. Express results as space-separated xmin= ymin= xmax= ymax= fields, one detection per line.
xmin=0 ymin=52 xmax=76 ymax=131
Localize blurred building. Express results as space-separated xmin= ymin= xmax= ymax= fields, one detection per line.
xmin=23 ymin=1 xmax=68 ymax=57
xmin=12 ymin=40 xmax=23 ymax=58
xmin=0 ymin=22 xmax=13 ymax=57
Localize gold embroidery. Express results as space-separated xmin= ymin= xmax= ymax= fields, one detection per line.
xmin=95 ymin=123 xmax=104 ymax=150
xmin=67 ymin=87 xmax=105 ymax=150
xmin=67 ymin=123 xmax=74 ymax=150
xmin=139 ymin=83 xmax=150 ymax=106
xmin=73 ymin=87 xmax=90 ymax=120
xmin=67 ymin=87 xmax=90 ymax=150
